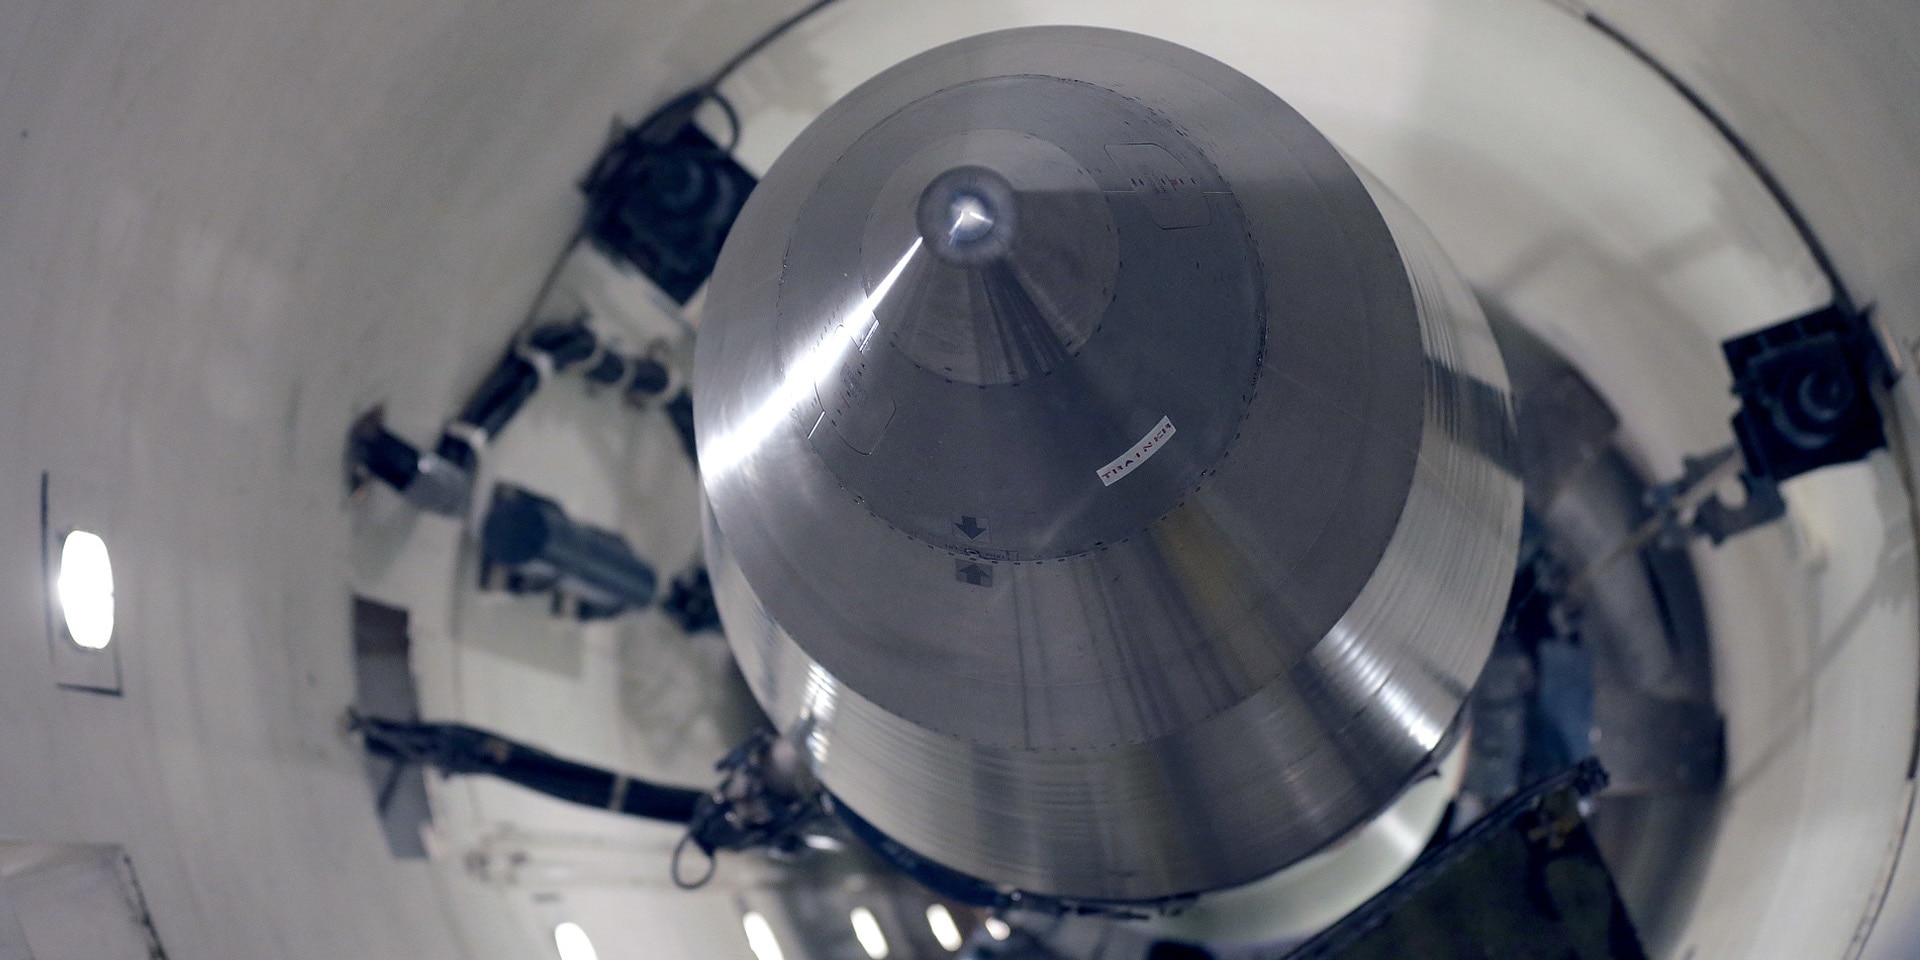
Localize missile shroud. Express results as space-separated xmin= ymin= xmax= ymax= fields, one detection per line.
xmin=694 ymin=26 xmax=1522 ymax=902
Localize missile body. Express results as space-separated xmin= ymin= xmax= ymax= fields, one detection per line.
xmin=695 ymin=26 xmax=1522 ymax=902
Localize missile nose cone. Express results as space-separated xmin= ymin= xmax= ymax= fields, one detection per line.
xmin=916 ymin=166 xmax=1016 ymax=263
xmin=941 ymin=194 xmax=994 ymax=244
xmin=695 ymin=26 xmax=1522 ymax=902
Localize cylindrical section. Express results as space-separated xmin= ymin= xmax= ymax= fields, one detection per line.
xmin=482 ymin=487 xmax=658 ymax=609
xmin=696 ymin=26 xmax=1520 ymax=902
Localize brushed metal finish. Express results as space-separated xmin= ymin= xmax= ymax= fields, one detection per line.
xmin=696 ymin=26 xmax=1521 ymax=902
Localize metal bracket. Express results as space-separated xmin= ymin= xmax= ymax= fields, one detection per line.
xmin=1628 ymin=302 xmax=1891 ymax=549
xmin=1645 ymin=446 xmax=1786 ymax=547
xmin=1722 ymin=302 xmax=1891 ymax=483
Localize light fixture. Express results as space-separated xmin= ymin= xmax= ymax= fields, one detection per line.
xmin=850 ymin=907 xmax=889 ymax=960
xmin=742 ymin=911 xmax=784 ymax=960
xmin=983 ymin=917 xmax=1011 ymax=941
xmin=925 ymin=904 xmax=963 ymax=952
xmin=802 ymin=833 xmax=844 ymax=851
xmin=553 ymin=922 xmax=599 ymax=960
xmin=56 ymin=530 xmax=113 ymax=650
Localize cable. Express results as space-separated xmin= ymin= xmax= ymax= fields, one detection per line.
xmin=1578 ymin=12 xmax=1858 ymax=315
xmin=349 ymin=713 xmax=706 ymax=824
xmin=568 ymin=0 xmax=842 ymax=300
xmin=491 ymin=0 xmax=846 ymax=515
xmin=533 ymin=0 xmax=839 ymax=346
xmin=604 ymin=0 xmax=840 ymax=159
xmin=699 ymin=0 xmax=845 ymax=95
xmin=1561 ymin=444 xmax=1744 ymax=603
xmin=671 ymin=833 xmax=720 ymax=889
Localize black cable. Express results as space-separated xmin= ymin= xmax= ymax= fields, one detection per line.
xmin=1579 ymin=13 xmax=1859 ymax=316
xmin=625 ymin=87 xmax=742 ymax=153
xmin=671 ymin=833 xmax=720 ymax=890
xmin=526 ymin=0 xmax=844 ymax=461
xmin=699 ymin=0 xmax=844 ymax=95
xmin=686 ymin=91 xmax=743 ymax=155
xmin=575 ymin=0 xmax=842 ymax=283
xmin=605 ymin=0 xmax=836 ymax=159
xmin=350 ymin=713 xmax=705 ymax=825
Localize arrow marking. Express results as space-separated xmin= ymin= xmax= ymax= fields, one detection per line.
xmin=955 ymin=561 xmax=993 ymax=587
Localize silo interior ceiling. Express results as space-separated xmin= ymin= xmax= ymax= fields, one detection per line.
xmin=0 ymin=1 xmax=1918 ymax=960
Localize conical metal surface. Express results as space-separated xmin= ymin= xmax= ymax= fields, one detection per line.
xmin=696 ymin=26 xmax=1522 ymax=902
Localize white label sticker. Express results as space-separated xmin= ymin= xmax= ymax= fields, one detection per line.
xmin=1098 ymin=416 xmax=1176 ymax=487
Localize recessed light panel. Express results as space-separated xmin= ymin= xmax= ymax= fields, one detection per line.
xmin=553 ymin=922 xmax=598 ymax=960
xmin=742 ymin=911 xmax=784 ymax=960
xmin=850 ymin=907 xmax=888 ymax=960
xmin=925 ymin=904 xmax=963 ymax=952
xmin=57 ymin=530 xmax=113 ymax=650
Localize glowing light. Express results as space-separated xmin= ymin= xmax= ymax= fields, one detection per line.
xmin=850 ymin=907 xmax=889 ymax=959
xmin=983 ymin=917 xmax=1011 ymax=941
xmin=701 ymin=239 xmax=922 ymax=480
xmin=947 ymin=196 xmax=994 ymax=242
xmin=57 ymin=530 xmax=113 ymax=649
xmin=843 ymin=237 xmax=921 ymax=348
xmin=553 ymin=923 xmax=598 ymax=960
xmin=925 ymin=904 xmax=963 ymax=952
xmin=1377 ymin=675 xmax=1445 ymax=751
xmin=742 ymin=911 xmax=785 ymax=960
xmin=801 ymin=662 xmax=839 ymax=764
xmin=802 ymin=662 xmax=839 ymax=722
xmin=1310 ymin=619 xmax=1443 ymax=749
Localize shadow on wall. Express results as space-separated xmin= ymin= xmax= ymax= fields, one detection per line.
xmin=0 ymin=842 xmax=168 ymax=960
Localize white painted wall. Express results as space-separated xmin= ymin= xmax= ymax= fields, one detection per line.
xmin=0 ymin=0 xmax=819 ymax=957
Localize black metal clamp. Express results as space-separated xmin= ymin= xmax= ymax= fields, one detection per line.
xmin=1647 ymin=302 xmax=1893 ymax=547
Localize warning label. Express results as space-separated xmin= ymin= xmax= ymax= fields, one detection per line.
xmin=1097 ymin=416 xmax=1176 ymax=487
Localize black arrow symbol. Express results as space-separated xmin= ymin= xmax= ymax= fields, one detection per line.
xmin=955 ymin=515 xmax=988 ymax=539
xmin=955 ymin=562 xmax=992 ymax=587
